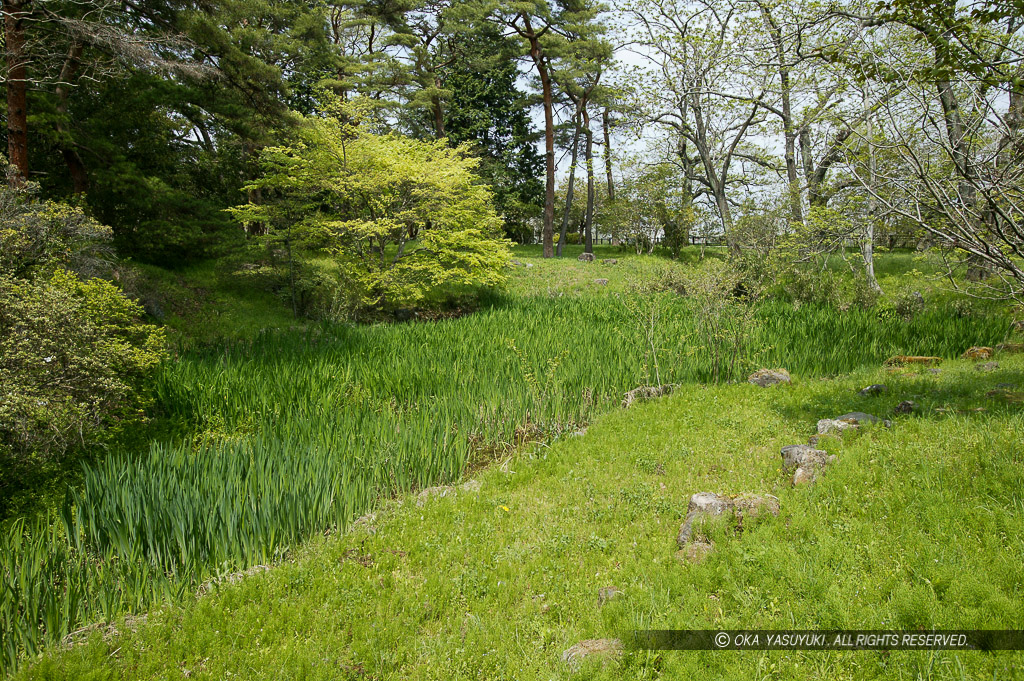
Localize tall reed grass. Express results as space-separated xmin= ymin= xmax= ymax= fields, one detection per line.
xmin=0 ymin=292 xmax=1010 ymax=674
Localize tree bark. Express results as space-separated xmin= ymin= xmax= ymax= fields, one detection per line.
xmin=525 ymin=24 xmax=555 ymax=257
xmin=583 ymin=102 xmax=595 ymax=254
xmin=558 ymin=109 xmax=581 ymax=257
xmin=56 ymin=42 xmax=89 ymax=193
xmin=4 ymin=0 xmax=29 ymax=185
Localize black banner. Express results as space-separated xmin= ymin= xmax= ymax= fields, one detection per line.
xmin=630 ymin=630 xmax=1024 ymax=651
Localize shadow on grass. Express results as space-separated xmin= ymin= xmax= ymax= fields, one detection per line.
xmin=769 ymin=363 xmax=1024 ymax=436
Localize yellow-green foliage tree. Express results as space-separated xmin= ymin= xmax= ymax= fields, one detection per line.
xmin=231 ymin=109 xmax=512 ymax=313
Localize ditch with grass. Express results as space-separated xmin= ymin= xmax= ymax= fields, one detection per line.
xmin=3 ymin=247 xmax=1023 ymax=679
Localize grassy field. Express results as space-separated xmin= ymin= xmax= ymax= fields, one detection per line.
xmin=2 ymin=247 xmax=1022 ymax=677
xmin=17 ymin=353 xmax=1024 ymax=680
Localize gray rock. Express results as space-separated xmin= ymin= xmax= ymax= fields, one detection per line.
xmin=677 ymin=492 xmax=731 ymax=548
xmin=780 ymin=445 xmax=830 ymax=470
xmin=594 ymin=278 xmax=609 ymax=286
xmin=748 ymin=368 xmax=791 ymax=387
xmin=816 ymin=418 xmax=858 ymax=435
xmin=927 ymin=367 xmax=941 ymax=374
xmin=562 ymin=639 xmax=623 ymax=668
xmin=676 ymin=492 xmax=778 ymax=549
xmin=792 ymin=466 xmax=818 ymax=486
xmin=893 ymin=400 xmax=915 ymax=415
xmin=598 ymin=587 xmax=623 ymax=606
xmin=459 ymin=479 xmax=482 ymax=493
xmin=676 ymin=539 xmax=713 ymax=564
xmin=525 ymin=263 xmax=534 ymax=268
xmin=976 ymin=361 xmax=1000 ymax=372
xmin=578 ymin=252 xmax=596 ymax=262
xmin=602 ymin=258 xmax=618 ymax=265
xmin=835 ymin=412 xmax=891 ymax=427
xmin=858 ymin=384 xmax=887 ymax=396
xmin=511 ymin=260 xmax=524 ymax=266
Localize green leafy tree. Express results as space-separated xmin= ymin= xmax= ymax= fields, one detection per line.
xmin=231 ymin=105 xmax=512 ymax=313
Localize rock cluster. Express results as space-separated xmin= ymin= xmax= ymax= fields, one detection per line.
xmin=748 ymin=368 xmax=791 ymax=387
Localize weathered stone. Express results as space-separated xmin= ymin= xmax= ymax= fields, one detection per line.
xmin=792 ymin=466 xmax=818 ymax=486
xmin=622 ymin=384 xmax=675 ymax=408
xmin=893 ymin=400 xmax=916 ymax=415
xmin=594 ymin=278 xmax=609 ymax=286
xmin=677 ymin=492 xmax=731 ymax=548
xmin=525 ymin=263 xmax=534 ymax=268
xmin=962 ymin=346 xmax=994 ymax=360
xmin=976 ymin=361 xmax=1000 ymax=372
xmin=416 ymin=486 xmax=455 ymax=506
xmin=598 ymin=587 xmax=623 ymax=606
xmin=835 ymin=412 xmax=891 ymax=427
xmin=731 ymin=493 xmax=781 ymax=519
xmin=816 ymin=418 xmax=858 ymax=435
xmin=459 ymin=479 xmax=482 ymax=493
xmin=995 ymin=342 xmax=1024 ymax=354
xmin=562 ymin=639 xmax=623 ymax=668
xmin=578 ymin=252 xmax=596 ymax=262
xmin=748 ymin=368 xmax=791 ymax=387
xmin=858 ymin=384 xmax=887 ymax=396
xmin=676 ymin=540 xmax=713 ymax=564
xmin=780 ymin=445 xmax=830 ymax=471
xmin=602 ymin=258 xmax=618 ymax=265
xmin=511 ymin=260 xmax=524 ymax=267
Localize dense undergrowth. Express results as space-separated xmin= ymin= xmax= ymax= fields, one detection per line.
xmin=1 ymin=248 xmax=1019 ymax=675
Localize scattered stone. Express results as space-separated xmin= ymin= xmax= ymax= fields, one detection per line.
xmin=525 ymin=263 xmax=534 ymax=268
xmin=578 ymin=252 xmax=596 ymax=262
xmin=731 ymin=493 xmax=781 ymax=519
xmin=780 ymin=445 xmax=835 ymax=486
xmin=570 ymin=427 xmax=588 ymax=437
xmin=622 ymin=384 xmax=676 ymax=408
xmin=816 ymin=419 xmax=858 ymax=435
xmin=598 ymin=587 xmax=623 ymax=606
xmin=594 ymin=278 xmax=609 ymax=286
xmin=884 ymin=355 xmax=942 ymax=366
xmin=676 ymin=539 xmax=713 ymax=564
xmin=807 ymin=435 xmax=820 ymax=447
xmin=893 ymin=400 xmax=916 ymax=415
xmin=460 ymin=479 xmax=482 ymax=493
xmin=676 ymin=492 xmax=779 ymax=549
xmin=995 ymin=342 xmax=1024 ymax=354
xmin=927 ymin=367 xmax=941 ymax=375
xmin=835 ymin=412 xmax=891 ymax=428
xmin=858 ymin=384 xmax=887 ymax=396
xmin=747 ymin=368 xmax=791 ymax=387
xmin=975 ymin=361 xmax=1000 ymax=372
xmin=602 ymin=258 xmax=618 ymax=265
xmin=962 ymin=346 xmax=994 ymax=360
xmin=416 ymin=486 xmax=455 ymax=506
xmin=562 ymin=639 xmax=624 ymax=668
xmin=780 ymin=445 xmax=831 ymax=471
xmin=511 ymin=260 xmax=524 ymax=267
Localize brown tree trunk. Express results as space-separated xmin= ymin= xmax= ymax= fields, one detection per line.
xmin=558 ymin=109 xmax=581 ymax=257
xmin=583 ymin=102 xmax=595 ymax=254
xmin=56 ymin=42 xmax=88 ymax=193
xmin=4 ymin=0 xmax=29 ymax=186
xmin=432 ymin=76 xmax=445 ymax=138
xmin=602 ymin=107 xmax=614 ymax=200
xmin=526 ymin=27 xmax=555 ymax=258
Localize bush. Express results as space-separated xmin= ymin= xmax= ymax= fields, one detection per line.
xmin=0 ymin=180 xmax=167 ymax=511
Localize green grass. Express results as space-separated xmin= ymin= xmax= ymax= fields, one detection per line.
xmin=18 ymin=354 xmax=1024 ymax=680
xmin=1 ymin=249 xmax=1020 ymax=676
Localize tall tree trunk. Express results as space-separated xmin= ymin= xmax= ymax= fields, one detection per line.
xmin=583 ymin=102 xmax=595 ymax=254
xmin=760 ymin=5 xmax=803 ymax=225
xmin=4 ymin=0 xmax=29 ymax=185
xmin=527 ymin=29 xmax=555 ymax=258
xmin=558 ymin=110 xmax=582 ymax=257
xmin=603 ymin=107 xmax=618 ymax=246
xmin=862 ymin=91 xmax=881 ymax=293
xmin=56 ymin=42 xmax=89 ymax=193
